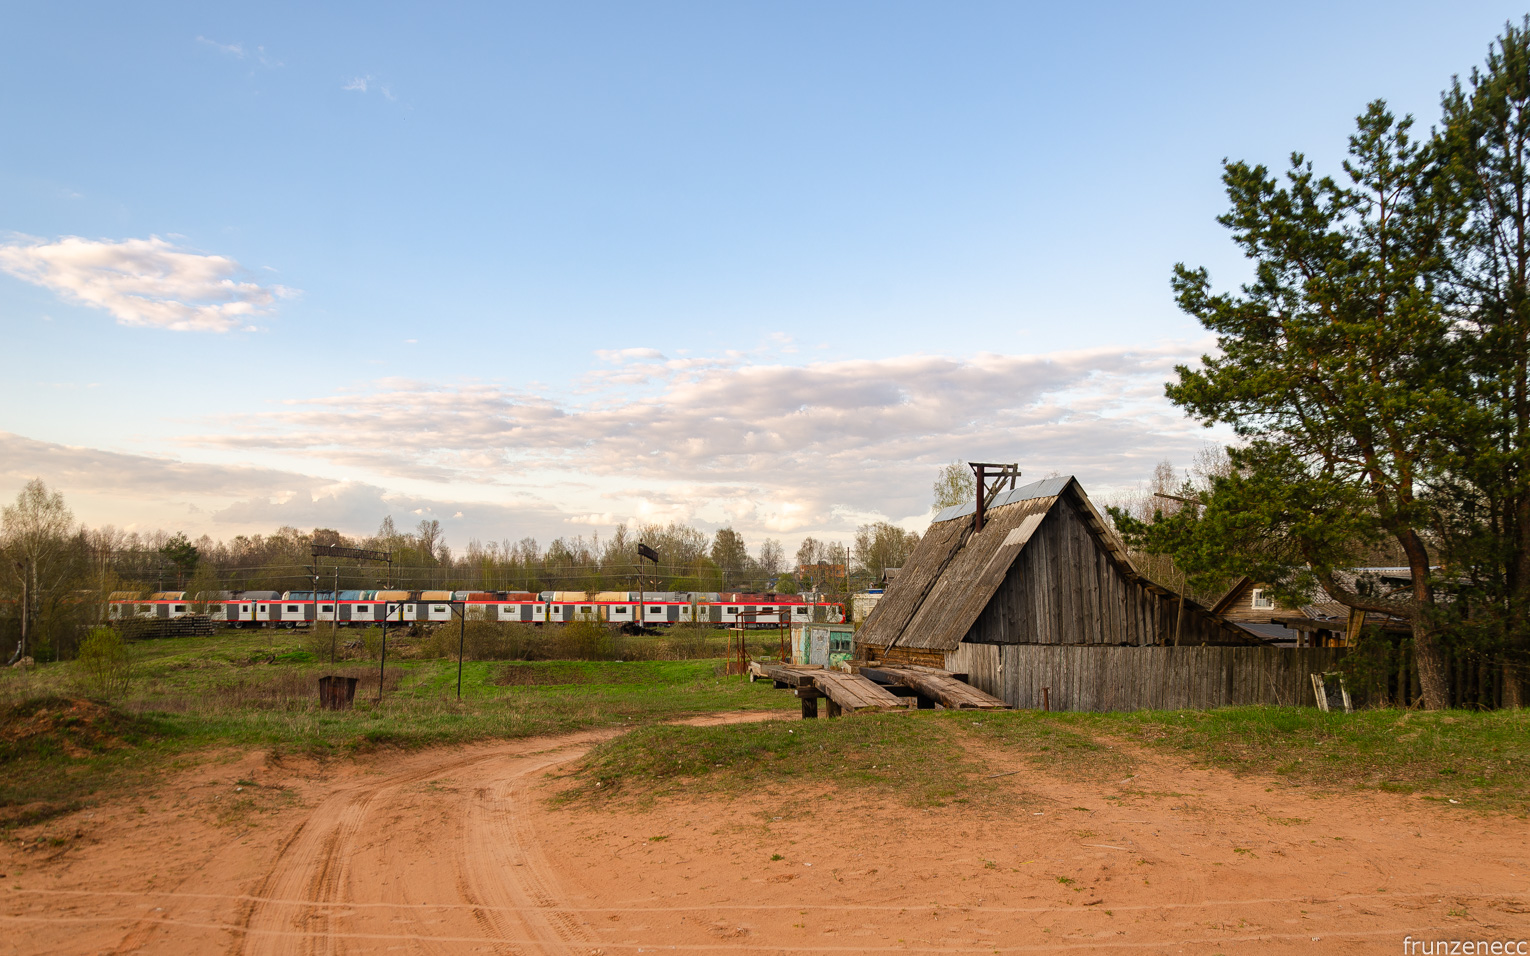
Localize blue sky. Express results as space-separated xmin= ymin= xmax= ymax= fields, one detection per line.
xmin=0 ymin=2 xmax=1517 ymax=552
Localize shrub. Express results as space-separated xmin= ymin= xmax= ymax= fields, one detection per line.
xmin=74 ymin=628 xmax=134 ymax=699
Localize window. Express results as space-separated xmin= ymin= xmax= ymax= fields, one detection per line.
xmin=727 ymin=607 xmax=739 ymax=614
xmin=287 ymin=605 xmax=299 ymax=612
xmin=321 ymin=605 xmax=334 ymax=612
xmin=433 ymin=605 xmax=447 ymax=613
xmin=209 ymin=604 xmax=223 ymax=613
xmin=173 ymin=605 xmax=186 ymax=613
xmin=140 ymin=604 xmax=152 ymax=613
xmin=259 ymin=604 xmax=268 ymax=612
xmin=1251 ymin=589 xmax=1275 ymax=610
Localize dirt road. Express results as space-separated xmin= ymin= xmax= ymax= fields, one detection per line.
xmin=2 ymin=712 xmax=1528 ymax=954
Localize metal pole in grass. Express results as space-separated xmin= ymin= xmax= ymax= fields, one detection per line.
xmin=456 ymin=599 xmax=466 ymax=700
xmin=379 ymin=605 xmax=389 ymax=703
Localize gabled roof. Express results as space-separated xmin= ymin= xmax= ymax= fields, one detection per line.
xmin=1208 ymin=576 xmax=1254 ymax=616
xmin=858 ymin=475 xmax=1252 ymax=652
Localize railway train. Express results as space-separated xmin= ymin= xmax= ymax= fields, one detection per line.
xmin=108 ymin=589 xmax=845 ymax=628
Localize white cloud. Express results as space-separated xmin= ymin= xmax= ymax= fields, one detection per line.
xmin=200 ymin=37 xmax=281 ymax=67
xmin=184 ymin=342 xmax=1225 ymax=533
xmin=0 ymin=235 xmax=295 ymax=332
xmin=197 ymin=36 xmax=244 ymax=57
xmin=342 ymin=75 xmax=395 ymax=100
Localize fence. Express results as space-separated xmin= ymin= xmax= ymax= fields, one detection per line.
xmin=947 ymin=643 xmax=1350 ymax=711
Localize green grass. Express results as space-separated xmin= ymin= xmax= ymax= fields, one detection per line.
xmin=566 ymin=704 xmax=1530 ymax=816
xmin=962 ymin=706 xmax=1530 ymax=813
xmin=9 ymin=629 xmax=1530 ymax=827
xmin=0 ymin=628 xmax=795 ymax=828
xmin=565 ymin=711 xmax=1001 ymax=809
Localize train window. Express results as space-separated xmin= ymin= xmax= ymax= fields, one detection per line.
xmin=321 ymin=605 xmax=333 ymax=612
xmin=140 ymin=604 xmax=152 ymax=613
xmin=286 ymin=605 xmax=299 ymax=612
xmin=173 ymin=605 xmax=186 ymax=612
xmin=727 ymin=607 xmax=738 ymax=613
xmin=210 ymin=604 xmax=223 ymax=613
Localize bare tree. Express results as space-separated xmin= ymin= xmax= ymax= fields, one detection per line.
xmin=757 ymin=538 xmax=784 ymax=577
xmin=2 ymin=479 xmax=74 ymax=662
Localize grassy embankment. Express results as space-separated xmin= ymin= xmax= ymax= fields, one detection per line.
xmin=570 ymin=705 xmax=1530 ymax=815
xmin=7 ymin=625 xmax=1530 ymax=829
xmin=0 ymin=625 xmax=793 ymax=827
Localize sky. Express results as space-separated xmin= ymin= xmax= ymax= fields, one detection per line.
xmin=0 ymin=1 xmax=1519 ymax=555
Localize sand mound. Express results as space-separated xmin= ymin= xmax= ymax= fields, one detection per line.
xmin=0 ymin=697 xmax=151 ymax=762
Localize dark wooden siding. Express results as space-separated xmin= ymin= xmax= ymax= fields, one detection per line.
xmin=963 ymin=496 xmax=1246 ymax=647
xmin=946 ymin=642 xmax=1347 ymax=710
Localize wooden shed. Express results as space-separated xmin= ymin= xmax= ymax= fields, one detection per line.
xmin=855 ymin=476 xmax=1342 ymax=710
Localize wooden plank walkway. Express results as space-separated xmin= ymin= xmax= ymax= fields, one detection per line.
xmin=810 ymin=669 xmax=913 ymax=714
xmin=857 ymin=665 xmax=1008 ymax=710
xmin=748 ymin=661 xmax=1005 ymax=716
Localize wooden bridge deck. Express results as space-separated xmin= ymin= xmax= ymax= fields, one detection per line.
xmin=748 ymin=661 xmax=1006 ymax=717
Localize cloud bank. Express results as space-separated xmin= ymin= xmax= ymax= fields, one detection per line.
xmin=185 ymin=342 xmax=1219 ymax=533
xmin=0 ymin=432 xmax=556 ymax=541
xmin=0 ymin=235 xmax=293 ymax=332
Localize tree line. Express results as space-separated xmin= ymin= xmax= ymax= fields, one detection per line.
xmin=0 ymin=478 xmax=922 ymax=663
xmin=1111 ymin=20 xmax=1530 ymax=710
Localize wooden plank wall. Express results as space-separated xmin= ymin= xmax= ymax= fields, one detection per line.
xmin=965 ymin=497 xmax=1242 ymax=647
xmin=946 ymin=642 xmax=1348 ymax=710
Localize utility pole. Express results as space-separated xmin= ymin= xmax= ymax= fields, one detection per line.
xmin=331 ymin=567 xmax=340 ymax=663
xmin=637 ymin=543 xmax=659 ymax=630
xmin=456 ymin=598 xmax=467 ymax=699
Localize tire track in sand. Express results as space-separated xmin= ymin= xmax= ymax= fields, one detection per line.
xmin=229 ymin=733 xmax=615 ymax=956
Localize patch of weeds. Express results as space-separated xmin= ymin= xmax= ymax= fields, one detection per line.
xmin=563 ymin=713 xmax=999 ymax=809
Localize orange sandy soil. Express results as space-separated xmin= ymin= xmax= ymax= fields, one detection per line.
xmin=1 ymin=712 xmax=1528 ymax=955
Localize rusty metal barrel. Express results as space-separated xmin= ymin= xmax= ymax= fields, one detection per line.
xmin=318 ymin=675 xmax=359 ymax=710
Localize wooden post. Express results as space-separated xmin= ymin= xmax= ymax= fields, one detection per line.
xmin=825 ymin=698 xmax=842 ymax=718
xmin=1042 ymin=686 xmax=1050 ymax=712
xmin=800 ymin=695 xmax=818 ymax=719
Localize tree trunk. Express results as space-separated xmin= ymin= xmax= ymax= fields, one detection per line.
xmin=1411 ymin=620 xmax=1452 ymax=710
xmin=19 ymin=564 xmax=29 ymax=658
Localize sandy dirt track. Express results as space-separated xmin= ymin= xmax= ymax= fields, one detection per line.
xmin=2 ymin=711 xmax=1529 ymax=955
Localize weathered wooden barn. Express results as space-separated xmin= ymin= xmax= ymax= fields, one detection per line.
xmin=854 ymin=476 xmax=1344 ymax=710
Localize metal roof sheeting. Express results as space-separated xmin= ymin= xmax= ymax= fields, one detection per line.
xmin=931 ymin=475 xmax=1074 ymax=523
